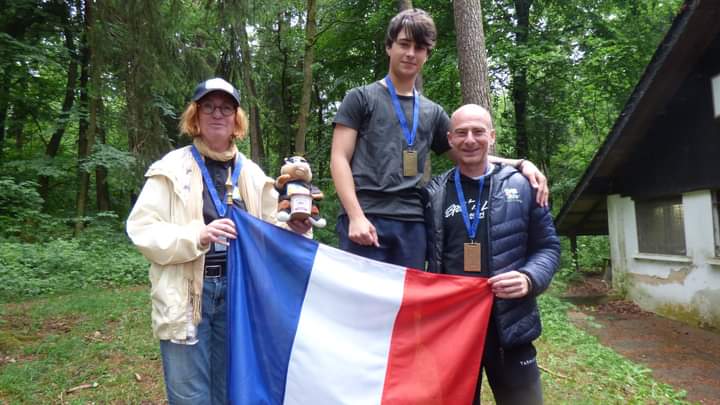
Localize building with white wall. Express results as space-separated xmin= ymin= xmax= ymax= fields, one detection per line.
xmin=556 ymin=0 xmax=720 ymax=328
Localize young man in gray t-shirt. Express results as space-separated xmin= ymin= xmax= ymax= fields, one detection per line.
xmin=330 ymin=9 xmax=547 ymax=269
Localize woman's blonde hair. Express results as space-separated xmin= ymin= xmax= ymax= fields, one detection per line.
xmin=179 ymin=101 xmax=249 ymax=140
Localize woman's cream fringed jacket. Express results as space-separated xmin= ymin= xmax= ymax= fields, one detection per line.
xmin=126 ymin=145 xmax=279 ymax=340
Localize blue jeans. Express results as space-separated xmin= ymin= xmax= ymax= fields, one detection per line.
xmin=336 ymin=215 xmax=427 ymax=270
xmin=160 ymin=276 xmax=227 ymax=405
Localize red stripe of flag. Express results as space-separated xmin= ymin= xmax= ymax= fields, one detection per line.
xmin=381 ymin=269 xmax=493 ymax=404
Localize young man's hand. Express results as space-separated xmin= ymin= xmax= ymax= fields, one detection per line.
xmin=519 ymin=160 xmax=549 ymax=207
xmin=349 ymin=216 xmax=380 ymax=247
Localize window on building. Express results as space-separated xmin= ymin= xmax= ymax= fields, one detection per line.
xmin=635 ymin=196 xmax=686 ymax=255
xmin=713 ymin=191 xmax=720 ymax=257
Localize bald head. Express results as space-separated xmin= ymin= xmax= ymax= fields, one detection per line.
xmin=450 ymin=104 xmax=493 ymax=132
xmin=447 ymin=104 xmax=496 ymax=177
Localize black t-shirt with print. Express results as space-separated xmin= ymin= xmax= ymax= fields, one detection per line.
xmin=441 ymin=166 xmax=498 ymax=277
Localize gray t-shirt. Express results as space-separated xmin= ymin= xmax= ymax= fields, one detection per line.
xmin=333 ymin=81 xmax=450 ymax=221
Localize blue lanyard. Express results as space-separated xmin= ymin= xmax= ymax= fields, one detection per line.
xmin=454 ymin=166 xmax=490 ymax=241
xmin=191 ymin=145 xmax=243 ymax=218
xmin=385 ymin=75 xmax=420 ymax=148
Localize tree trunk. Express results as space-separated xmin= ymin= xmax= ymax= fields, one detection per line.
xmin=313 ymin=82 xmax=327 ymax=177
xmin=454 ymin=0 xmax=492 ymax=110
xmin=75 ymin=0 xmax=93 ymax=235
xmin=95 ymin=129 xmax=111 ymax=211
xmin=294 ymin=0 xmax=317 ymax=156
xmin=0 ymin=74 xmax=9 ymax=159
xmin=398 ymin=0 xmax=412 ymax=11
xmin=40 ymin=7 xmax=78 ymax=204
xmin=9 ymin=99 xmax=27 ymax=152
xmin=7 ymin=74 xmax=28 ymax=152
xmin=274 ymin=11 xmax=293 ymax=168
xmin=1 ymin=0 xmax=45 ymax=159
xmin=372 ymin=25 xmax=385 ymax=83
xmin=94 ymin=68 xmax=109 ymax=212
xmin=237 ymin=0 xmax=265 ymax=168
xmin=511 ymin=0 xmax=532 ymax=159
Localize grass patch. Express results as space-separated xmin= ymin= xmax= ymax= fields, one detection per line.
xmin=0 ymin=271 xmax=695 ymax=404
xmin=532 ymin=294 xmax=689 ymax=404
xmin=0 ymin=286 xmax=165 ymax=404
xmin=0 ymin=262 xmax=687 ymax=404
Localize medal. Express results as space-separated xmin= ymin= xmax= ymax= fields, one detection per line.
xmin=385 ymin=75 xmax=420 ymax=177
xmin=464 ymin=242 xmax=482 ymax=272
xmin=454 ymin=167 xmax=490 ymax=273
xmin=403 ymin=149 xmax=418 ymax=176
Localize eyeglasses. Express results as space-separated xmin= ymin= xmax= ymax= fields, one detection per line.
xmin=452 ymin=128 xmax=490 ymax=137
xmin=199 ymin=101 xmax=235 ymax=117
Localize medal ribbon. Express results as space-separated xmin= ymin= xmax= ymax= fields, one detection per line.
xmin=385 ymin=75 xmax=420 ymax=147
xmin=454 ymin=165 xmax=490 ymax=241
xmin=191 ymin=145 xmax=243 ymax=217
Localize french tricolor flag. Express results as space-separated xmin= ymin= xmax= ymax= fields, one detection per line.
xmin=227 ymin=209 xmax=493 ymax=404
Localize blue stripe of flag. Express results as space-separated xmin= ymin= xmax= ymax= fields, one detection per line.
xmin=227 ymin=208 xmax=319 ymax=404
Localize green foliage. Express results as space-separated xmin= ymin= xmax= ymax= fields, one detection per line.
xmin=576 ymin=235 xmax=610 ymax=272
xmin=480 ymin=0 xmax=682 ymax=210
xmin=311 ymin=177 xmax=340 ymax=246
xmin=1 ymin=0 xmax=685 ymax=238
xmin=3 ymin=155 xmax=75 ymax=180
xmin=80 ymin=143 xmax=135 ymax=173
xmin=0 ymin=177 xmax=61 ymax=242
xmin=548 ymin=265 xmax=584 ymax=294
xmin=0 ymin=229 xmax=148 ymax=302
xmin=81 ymin=143 xmax=139 ymax=195
xmin=559 ymin=235 xmax=611 ymax=275
xmin=0 ymin=0 xmax=687 ymax=313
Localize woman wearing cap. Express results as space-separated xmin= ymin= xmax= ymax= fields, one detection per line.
xmin=127 ymin=78 xmax=310 ymax=404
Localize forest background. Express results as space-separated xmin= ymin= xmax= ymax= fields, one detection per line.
xmin=0 ymin=0 xmax=682 ymax=299
xmin=1 ymin=0 xmax=702 ymax=402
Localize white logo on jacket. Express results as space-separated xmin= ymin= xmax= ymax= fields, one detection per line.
xmin=503 ymin=188 xmax=522 ymax=203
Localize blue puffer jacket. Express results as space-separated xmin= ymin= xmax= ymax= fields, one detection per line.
xmin=423 ymin=165 xmax=560 ymax=348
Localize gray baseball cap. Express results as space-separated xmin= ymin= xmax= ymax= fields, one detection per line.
xmin=192 ymin=78 xmax=241 ymax=105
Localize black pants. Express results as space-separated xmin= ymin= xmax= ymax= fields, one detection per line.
xmin=336 ymin=214 xmax=426 ymax=270
xmin=473 ymin=320 xmax=543 ymax=405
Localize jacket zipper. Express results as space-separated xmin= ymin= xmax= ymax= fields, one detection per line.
xmin=486 ymin=174 xmax=494 ymax=276
xmin=487 ymin=174 xmax=505 ymax=347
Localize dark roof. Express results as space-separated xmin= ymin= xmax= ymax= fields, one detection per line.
xmin=555 ymin=0 xmax=720 ymax=236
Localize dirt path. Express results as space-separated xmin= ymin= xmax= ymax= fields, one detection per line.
xmin=565 ymin=276 xmax=720 ymax=405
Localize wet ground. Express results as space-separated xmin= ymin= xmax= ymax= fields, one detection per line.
xmin=564 ymin=275 xmax=720 ymax=405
